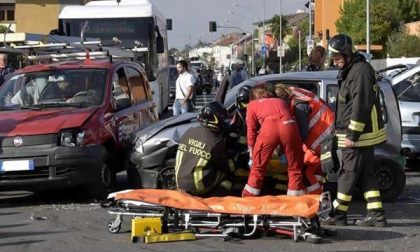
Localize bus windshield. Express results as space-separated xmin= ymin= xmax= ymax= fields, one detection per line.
xmin=59 ymin=17 xmax=153 ymax=48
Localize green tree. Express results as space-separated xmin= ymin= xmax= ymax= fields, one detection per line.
xmin=386 ymin=32 xmax=420 ymax=57
xmin=336 ymin=0 xmax=399 ymax=45
xmin=284 ymin=19 xmax=310 ymax=71
xmin=335 ymin=0 xmax=419 ymax=57
xmin=397 ymin=0 xmax=420 ymax=23
xmin=269 ymin=15 xmax=290 ymax=42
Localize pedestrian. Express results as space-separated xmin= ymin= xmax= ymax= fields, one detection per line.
xmin=173 ymin=60 xmax=195 ymax=116
xmin=175 ymin=101 xmax=235 ymax=196
xmin=322 ymin=34 xmax=387 ymax=227
xmin=274 ymin=83 xmax=335 ymax=195
xmin=306 ymin=46 xmax=326 ymax=71
xmin=229 ymin=64 xmax=248 ymax=89
xmin=0 ymin=53 xmax=15 ymax=86
xmin=242 ymin=82 xmax=305 ymax=197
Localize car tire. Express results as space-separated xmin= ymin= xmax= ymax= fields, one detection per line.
xmin=374 ymin=157 xmax=406 ymax=202
xmin=88 ymin=152 xmax=116 ymax=199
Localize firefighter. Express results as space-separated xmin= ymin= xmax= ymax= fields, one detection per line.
xmin=242 ymin=83 xmax=305 ymax=197
xmin=175 ymin=101 xmax=235 ymax=197
xmin=274 ymin=84 xmax=335 ymax=195
xmin=322 ymin=34 xmax=387 ymax=227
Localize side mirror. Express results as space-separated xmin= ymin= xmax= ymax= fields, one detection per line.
xmin=115 ymin=98 xmax=131 ymax=111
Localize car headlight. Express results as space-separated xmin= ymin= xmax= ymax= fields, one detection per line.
xmin=60 ymin=130 xmax=85 ymax=147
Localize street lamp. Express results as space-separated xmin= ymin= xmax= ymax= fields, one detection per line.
xmin=232 ymin=2 xmax=255 ymax=75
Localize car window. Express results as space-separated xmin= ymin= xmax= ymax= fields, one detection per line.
xmin=126 ymin=66 xmax=148 ymax=103
xmin=395 ymin=73 xmax=420 ymax=102
xmin=0 ymin=69 xmax=106 ymax=108
xmin=326 ymin=84 xmax=338 ymax=111
xmin=113 ymin=68 xmax=131 ymax=103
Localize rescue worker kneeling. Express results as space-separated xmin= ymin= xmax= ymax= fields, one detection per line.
xmin=274 ymin=84 xmax=335 ymax=195
xmin=175 ymin=101 xmax=235 ymax=197
xmin=242 ymin=83 xmax=305 ymax=197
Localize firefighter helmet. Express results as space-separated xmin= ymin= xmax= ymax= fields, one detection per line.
xmin=236 ymin=85 xmax=252 ymax=108
xmin=198 ymin=101 xmax=228 ymax=132
xmin=327 ymin=34 xmax=354 ymax=57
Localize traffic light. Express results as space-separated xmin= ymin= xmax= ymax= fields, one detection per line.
xmin=209 ymin=21 xmax=217 ymax=32
xmin=166 ymin=19 xmax=172 ymax=31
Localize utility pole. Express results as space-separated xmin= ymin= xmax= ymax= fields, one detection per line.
xmin=366 ymin=0 xmax=370 ymax=54
xmin=262 ymin=0 xmax=266 ymax=63
xmin=308 ymin=1 xmax=312 ymax=40
xmin=298 ymin=30 xmax=301 ymax=71
xmin=279 ymin=0 xmax=283 ymax=74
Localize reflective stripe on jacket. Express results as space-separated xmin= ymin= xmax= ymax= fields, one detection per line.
xmin=290 ymin=87 xmax=335 ymax=152
xmin=335 ymin=55 xmax=387 ymax=148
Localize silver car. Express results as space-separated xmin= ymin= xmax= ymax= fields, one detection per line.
xmin=391 ymin=68 xmax=420 ymax=157
xmin=131 ymin=70 xmax=405 ymax=202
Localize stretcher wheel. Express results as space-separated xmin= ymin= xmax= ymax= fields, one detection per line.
xmin=107 ymin=220 xmax=122 ymax=234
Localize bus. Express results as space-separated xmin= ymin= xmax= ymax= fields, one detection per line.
xmin=58 ymin=0 xmax=170 ymax=115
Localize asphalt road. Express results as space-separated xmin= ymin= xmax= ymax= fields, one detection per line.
xmin=1 ymin=161 xmax=420 ymax=252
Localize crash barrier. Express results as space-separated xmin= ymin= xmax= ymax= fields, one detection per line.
xmin=104 ymin=189 xmax=332 ymax=243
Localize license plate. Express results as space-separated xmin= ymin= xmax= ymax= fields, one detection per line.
xmin=0 ymin=160 xmax=34 ymax=172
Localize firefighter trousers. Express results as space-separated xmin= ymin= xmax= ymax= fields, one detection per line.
xmin=333 ymin=147 xmax=384 ymax=213
xmin=248 ymin=118 xmax=305 ymax=196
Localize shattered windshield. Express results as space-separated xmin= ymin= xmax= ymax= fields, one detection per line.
xmin=0 ymin=69 xmax=107 ymax=109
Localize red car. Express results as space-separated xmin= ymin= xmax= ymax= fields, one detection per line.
xmin=0 ymin=59 xmax=158 ymax=197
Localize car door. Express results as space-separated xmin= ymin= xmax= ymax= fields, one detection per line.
xmin=112 ymin=65 xmax=135 ymax=147
xmin=125 ymin=65 xmax=159 ymax=132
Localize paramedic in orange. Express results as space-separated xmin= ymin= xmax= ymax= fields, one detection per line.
xmin=242 ymin=83 xmax=305 ymax=197
xmin=274 ymin=84 xmax=335 ymax=195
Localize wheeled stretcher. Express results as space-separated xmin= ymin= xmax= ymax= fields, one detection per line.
xmin=104 ymin=189 xmax=331 ymax=243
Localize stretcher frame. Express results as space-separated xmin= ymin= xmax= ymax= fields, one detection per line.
xmin=105 ymin=190 xmax=331 ymax=243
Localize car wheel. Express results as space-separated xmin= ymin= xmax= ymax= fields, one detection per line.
xmin=374 ymin=157 xmax=406 ymax=202
xmin=89 ymin=152 xmax=116 ymax=199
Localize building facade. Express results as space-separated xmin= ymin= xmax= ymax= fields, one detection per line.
xmin=0 ymin=0 xmax=89 ymax=34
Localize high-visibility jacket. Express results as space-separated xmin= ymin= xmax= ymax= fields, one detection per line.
xmin=289 ymin=87 xmax=335 ymax=152
xmin=335 ymin=55 xmax=387 ymax=148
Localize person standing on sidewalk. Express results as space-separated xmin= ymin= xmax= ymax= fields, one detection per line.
xmin=322 ymin=34 xmax=387 ymax=227
xmin=173 ymin=60 xmax=195 ymax=116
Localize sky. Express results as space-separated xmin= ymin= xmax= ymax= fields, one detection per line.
xmin=149 ymin=0 xmax=309 ymax=49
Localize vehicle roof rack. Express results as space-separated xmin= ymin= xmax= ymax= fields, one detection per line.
xmin=0 ymin=33 xmax=147 ymax=64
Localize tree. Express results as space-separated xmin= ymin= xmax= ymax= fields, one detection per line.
xmin=269 ymin=15 xmax=290 ymax=42
xmin=386 ymin=32 xmax=420 ymax=57
xmin=335 ymin=0 xmax=420 ymax=57
xmin=336 ymin=0 xmax=399 ymax=45
xmin=169 ymin=47 xmax=179 ymax=56
xmin=397 ymin=0 xmax=420 ymax=23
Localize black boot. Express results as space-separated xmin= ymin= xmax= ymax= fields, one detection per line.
xmin=320 ymin=212 xmax=348 ymax=226
xmin=354 ymin=211 xmax=387 ymax=227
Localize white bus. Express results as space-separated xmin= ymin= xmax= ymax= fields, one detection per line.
xmin=58 ymin=0 xmax=169 ymax=114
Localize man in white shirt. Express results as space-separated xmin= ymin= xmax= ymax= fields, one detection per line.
xmin=174 ymin=60 xmax=195 ymax=116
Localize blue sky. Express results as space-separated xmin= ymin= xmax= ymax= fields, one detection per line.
xmin=149 ymin=0 xmax=309 ymax=49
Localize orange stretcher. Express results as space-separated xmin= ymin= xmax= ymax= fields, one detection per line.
xmin=104 ymin=189 xmax=331 ymax=243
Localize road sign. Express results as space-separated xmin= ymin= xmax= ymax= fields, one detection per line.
xmin=277 ymin=46 xmax=285 ymax=57
xmin=306 ymin=39 xmax=314 ymax=56
xmin=261 ymin=45 xmax=266 ymax=58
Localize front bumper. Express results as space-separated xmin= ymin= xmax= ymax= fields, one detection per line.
xmin=0 ymin=144 xmax=106 ymax=190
